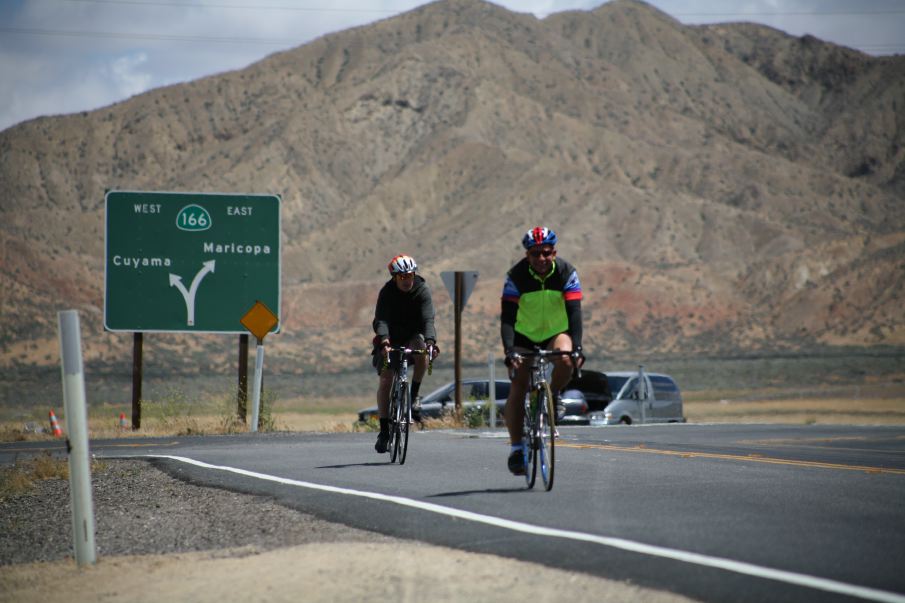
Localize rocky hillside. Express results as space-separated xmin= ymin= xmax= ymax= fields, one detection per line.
xmin=1 ymin=0 xmax=902 ymax=377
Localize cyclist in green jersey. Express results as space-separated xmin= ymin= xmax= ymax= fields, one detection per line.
xmin=501 ymin=227 xmax=584 ymax=475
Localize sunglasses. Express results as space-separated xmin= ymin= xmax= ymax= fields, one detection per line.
xmin=528 ymin=248 xmax=555 ymax=258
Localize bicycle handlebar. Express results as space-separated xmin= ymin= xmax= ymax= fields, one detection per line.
xmin=511 ymin=348 xmax=575 ymax=359
xmin=382 ymin=345 xmax=435 ymax=376
xmin=507 ymin=348 xmax=583 ymax=380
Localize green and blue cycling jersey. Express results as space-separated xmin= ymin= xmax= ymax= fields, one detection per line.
xmin=500 ymin=258 xmax=583 ymax=350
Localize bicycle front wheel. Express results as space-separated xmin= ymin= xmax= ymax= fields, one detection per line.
xmin=524 ymin=391 xmax=538 ymax=489
xmin=537 ymin=383 xmax=555 ymax=491
xmin=389 ymin=375 xmax=402 ymax=462
xmin=398 ymin=384 xmax=411 ymax=465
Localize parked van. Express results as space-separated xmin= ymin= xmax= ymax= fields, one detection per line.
xmin=563 ymin=366 xmax=685 ymax=425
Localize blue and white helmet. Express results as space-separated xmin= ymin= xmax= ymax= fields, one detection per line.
xmin=522 ymin=226 xmax=557 ymax=249
xmin=388 ymin=254 xmax=417 ymax=274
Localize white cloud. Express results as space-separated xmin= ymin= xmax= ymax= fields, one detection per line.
xmin=109 ymin=53 xmax=152 ymax=98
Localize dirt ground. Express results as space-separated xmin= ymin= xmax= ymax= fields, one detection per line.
xmin=0 ymin=542 xmax=699 ymax=603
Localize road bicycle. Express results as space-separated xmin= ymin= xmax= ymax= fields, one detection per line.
xmin=383 ymin=344 xmax=434 ymax=464
xmin=510 ymin=348 xmax=580 ymax=491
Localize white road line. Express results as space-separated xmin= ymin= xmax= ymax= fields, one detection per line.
xmin=147 ymin=454 xmax=905 ymax=603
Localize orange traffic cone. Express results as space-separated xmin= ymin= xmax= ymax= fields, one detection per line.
xmin=118 ymin=412 xmax=129 ymax=430
xmin=49 ymin=409 xmax=63 ymax=437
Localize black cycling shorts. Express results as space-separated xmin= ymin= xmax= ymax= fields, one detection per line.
xmin=513 ymin=331 xmax=560 ymax=351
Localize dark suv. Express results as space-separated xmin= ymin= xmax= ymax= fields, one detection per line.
xmin=558 ymin=370 xmax=611 ymax=424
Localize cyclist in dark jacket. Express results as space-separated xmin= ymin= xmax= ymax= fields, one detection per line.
xmin=372 ymin=254 xmax=437 ymax=453
xmin=501 ymin=227 xmax=583 ymax=475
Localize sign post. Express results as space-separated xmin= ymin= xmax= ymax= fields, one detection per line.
xmin=237 ymin=334 xmax=249 ymax=422
xmin=440 ymin=271 xmax=479 ymax=413
xmin=240 ymin=301 xmax=279 ymax=432
xmin=131 ymin=332 xmax=142 ymax=430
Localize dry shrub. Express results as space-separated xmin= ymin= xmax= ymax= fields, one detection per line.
xmin=0 ymin=468 xmax=34 ymax=500
xmin=421 ymin=412 xmax=467 ymax=430
xmin=30 ymin=453 xmax=69 ymax=480
xmin=0 ymin=453 xmax=68 ymax=501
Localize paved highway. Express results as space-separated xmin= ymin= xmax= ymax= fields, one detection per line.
xmin=4 ymin=424 xmax=904 ymax=603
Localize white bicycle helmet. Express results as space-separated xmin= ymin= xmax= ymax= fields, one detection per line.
xmin=388 ymin=254 xmax=417 ymax=274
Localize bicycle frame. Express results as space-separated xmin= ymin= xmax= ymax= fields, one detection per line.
xmin=513 ymin=348 xmax=579 ymax=491
xmin=382 ymin=344 xmax=434 ymax=465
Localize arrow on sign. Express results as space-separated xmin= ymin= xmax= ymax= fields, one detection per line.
xmin=169 ymin=260 xmax=215 ymax=326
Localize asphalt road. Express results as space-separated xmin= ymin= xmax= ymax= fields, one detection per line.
xmin=4 ymin=423 xmax=905 ymax=603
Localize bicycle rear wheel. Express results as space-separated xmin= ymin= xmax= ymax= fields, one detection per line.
xmin=537 ymin=383 xmax=555 ymax=491
xmin=524 ymin=391 xmax=538 ymax=489
xmin=398 ymin=384 xmax=411 ymax=465
xmin=388 ymin=374 xmax=402 ymax=462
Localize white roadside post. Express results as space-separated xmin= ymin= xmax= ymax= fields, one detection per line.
xmin=488 ymin=352 xmax=496 ymax=429
xmin=638 ymin=365 xmax=647 ymax=424
xmin=240 ymin=301 xmax=279 ymax=433
xmin=250 ymin=342 xmax=265 ymax=432
xmin=57 ymin=310 xmax=97 ymax=566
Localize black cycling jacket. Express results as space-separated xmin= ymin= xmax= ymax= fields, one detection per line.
xmin=373 ymin=275 xmax=437 ymax=344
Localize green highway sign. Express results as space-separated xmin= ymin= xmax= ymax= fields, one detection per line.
xmin=104 ymin=190 xmax=281 ymax=333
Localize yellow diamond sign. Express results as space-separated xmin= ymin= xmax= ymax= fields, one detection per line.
xmin=240 ymin=300 xmax=279 ymax=341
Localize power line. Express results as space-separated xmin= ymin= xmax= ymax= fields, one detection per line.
xmin=673 ymin=10 xmax=905 ymax=17
xmin=1 ymin=25 xmax=899 ymax=54
xmin=0 ymin=26 xmax=296 ymax=45
xmin=43 ymin=0 xmax=905 ymax=18
xmin=1 ymin=25 xmax=899 ymax=55
xmin=52 ymin=0 xmax=401 ymax=12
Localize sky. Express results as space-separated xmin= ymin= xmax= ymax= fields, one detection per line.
xmin=1 ymin=0 xmax=903 ymax=132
